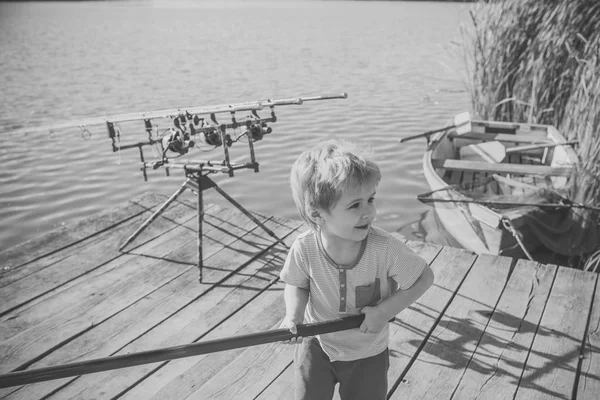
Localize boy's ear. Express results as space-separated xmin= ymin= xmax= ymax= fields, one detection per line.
xmin=309 ymin=209 xmax=323 ymax=225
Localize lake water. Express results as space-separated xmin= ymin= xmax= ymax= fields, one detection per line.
xmin=0 ymin=0 xmax=472 ymax=252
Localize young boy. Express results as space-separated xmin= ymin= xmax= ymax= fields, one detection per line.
xmin=279 ymin=139 xmax=434 ymax=400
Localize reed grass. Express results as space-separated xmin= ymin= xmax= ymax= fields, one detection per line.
xmin=461 ymin=0 xmax=600 ymax=269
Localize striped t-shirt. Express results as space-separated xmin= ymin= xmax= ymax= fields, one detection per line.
xmin=280 ymin=225 xmax=427 ymax=362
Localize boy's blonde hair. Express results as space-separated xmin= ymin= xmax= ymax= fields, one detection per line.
xmin=290 ymin=139 xmax=381 ymax=230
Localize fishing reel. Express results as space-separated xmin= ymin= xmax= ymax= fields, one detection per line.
xmin=247 ymin=122 xmax=272 ymax=142
xmin=203 ymin=129 xmax=224 ymax=147
xmin=245 ymin=110 xmax=273 ymax=142
xmin=201 ymin=127 xmax=233 ymax=148
xmin=186 ymin=112 xmax=233 ymax=148
xmin=161 ymin=127 xmax=194 ymax=155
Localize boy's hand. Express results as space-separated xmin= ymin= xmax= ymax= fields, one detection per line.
xmin=279 ymin=317 xmax=304 ymax=344
xmin=358 ymin=306 xmax=388 ymax=334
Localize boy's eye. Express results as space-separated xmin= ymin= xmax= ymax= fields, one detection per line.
xmin=349 ymin=203 xmax=360 ymax=209
xmin=368 ymin=197 xmax=375 ymax=204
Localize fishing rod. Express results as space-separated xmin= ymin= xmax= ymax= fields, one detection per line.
xmin=417 ymin=195 xmax=600 ymax=212
xmin=3 ymin=92 xmax=349 ymax=281
xmin=6 ymin=93 xmax=347 ymax=136
xmin=4 ymin=93 xmax=348 ymax=179
xmin=0 ymin=315 xmax=364 ymax=389
xmin=417 ymin=173 xmax=600 ymax=213
xmin=99 ymin=92 xmax=348 ymax=180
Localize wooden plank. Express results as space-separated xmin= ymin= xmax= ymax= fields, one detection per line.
xmin=451 ymin=132 xmax=550 ymax=144
xmin=0 ymin=208 xmax=272 ymax=374
xmin=0 ymin=202 xmax=223 ymax=330
xmin=0 ymin=192 xmax=166 ymax=273
xmin=1 ymin=217 xmax=300 ymax=399
xmin=0 ymin=193 xmax=200 ymax=289
xmin=388 ymin=253 xmax=513 ymax=399
xmin=0 ymin=216 xmax=298 ymax=399
xmin=255 ymin=365 xmax=294 ymax=400
xmin=507 ymin=153 xmax=525 ymax=196
xmin=514 ymin=267 xmax=597 ymax=400
xmin=385 ymin=246 xmax=477 ymax=395
xmin=120 ymin=288 xmax=288 ymax=400
xmin=0 ymin=199 xmax=210 ymax=315
xmin=448 ymin=169 xmax=462 ymax=186
xmin=432 ymin=159 xmax=572 ymax=177
xmin=403 ymin=240 xmax=445 ymax=264
xmin=484 ymin=125 xmax=518 ymax=135
xmin=185 ymin=327 xmax=293 ymax=400
xmin=487 ymin=176 xmax=500 ymax=196
xmin=577 ymin=275 xmax=600 ymax=399
xmin=462 ymin=171 xmax=476 ymax=192
xmin=506 ymin=141 xmax=577 ymax=154
xmin=88 ymin=262 xmax=292 ymax=399
xmin=449 ymin=260 xmax=558 ymax=399
xmin=0 ymin=192 xmax=197 ymax=289
xmin=471 ymin=120 xmax=550 ymax=135
xmin=135 ymin=296 xmax=287 ymax=400
xmin=114 ymin=226 xmax=300 ymax=400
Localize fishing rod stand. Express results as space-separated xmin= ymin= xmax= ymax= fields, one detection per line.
xmin=119 ymin=162 xmax=279 ymax=282
xmin=103 ymin=93 xmax=348 ymax=282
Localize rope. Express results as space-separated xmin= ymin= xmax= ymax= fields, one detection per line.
xmin=502 ymin=217 xmax=535 ymax=261
xmin=584 ymin=249 xmax=600 ymax=273
xmin=0 ymin=315 xmax=365 ymax=389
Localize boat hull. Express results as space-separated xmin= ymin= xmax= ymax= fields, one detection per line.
xmin=421 ymin=119 xmax=576 ymax=258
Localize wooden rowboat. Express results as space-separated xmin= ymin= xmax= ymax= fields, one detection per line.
xmin=404 ymin=114 xmax=579 ymax=258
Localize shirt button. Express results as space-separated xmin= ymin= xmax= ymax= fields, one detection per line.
xmin=341 ymin=284 xmax=345 ymax=288
xmin=341 ymin=297 xmax=345 ymax=301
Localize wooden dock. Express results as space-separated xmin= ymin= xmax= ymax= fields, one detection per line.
xmin=0 ymin=192 xmax=598 ymax=399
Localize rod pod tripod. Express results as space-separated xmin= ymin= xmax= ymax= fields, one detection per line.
xmin=118 ymin=167 xmax=280 ymax=282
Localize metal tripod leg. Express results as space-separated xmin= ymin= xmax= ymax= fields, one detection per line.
xmin=186 ymin=175 xmax=284 ymax=282
xmin=195 ymin=175 xmax=204 ymax=282
xmin=120 ymin=173 xmax=281 ymax=284
xmin=212 ymin=185 xmax=279 ymax=240
xmin=119 ymin=178 xmax=191 ymax=251
xmin=186 ymin=176 xmax=280 ymax=242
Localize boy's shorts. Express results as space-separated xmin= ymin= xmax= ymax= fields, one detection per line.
xmin=293 ymin=337 xmax=389 ymax=400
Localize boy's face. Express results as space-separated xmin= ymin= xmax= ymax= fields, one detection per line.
xmin=318 ymin=178 xmax=379 ymax=245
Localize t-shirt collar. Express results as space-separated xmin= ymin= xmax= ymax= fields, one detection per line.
xmin=315 ymin=230 xmax=368 ymax=270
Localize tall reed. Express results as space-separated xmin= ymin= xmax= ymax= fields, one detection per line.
xmin=461 ymin=0 xmax=600 ymax=269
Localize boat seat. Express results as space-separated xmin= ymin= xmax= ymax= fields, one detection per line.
xmin=449 ymin=132 xmax=552 ymax=144
xmin=459 ymin=141 xmax=506 ymax=163
xmin=431 ymin=159 xmax=573 ymax=177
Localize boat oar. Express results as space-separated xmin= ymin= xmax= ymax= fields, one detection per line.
xmin=460 ymin=140 xmax=579 ymax=164
xmin=400 ymin=111 xmax=471 ymax=143
xmin=505 ymin=140 xmax=578 ymax=154
xmin=0 ymin=315 xmax=365 ymax=389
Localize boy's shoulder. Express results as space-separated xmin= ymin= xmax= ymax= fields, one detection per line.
xmin=367 ymin=225 xmax=409 ymax=251
xmin=292 ymin=229 xmax=318 ymax=248
xmin=367 ymin=225 xmax=395 ymax=243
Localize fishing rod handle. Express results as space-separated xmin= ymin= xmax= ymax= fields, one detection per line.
xmin=0 ymin=315 xmax=364 ymax=389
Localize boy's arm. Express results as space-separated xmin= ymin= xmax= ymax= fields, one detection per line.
xmin=359 ymin=265 xmax=434 ymax=333
xmin=284 ymin=283 xmax=309 ymax=325
xmin=280 ymin=284 xmax=309 ymax=343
